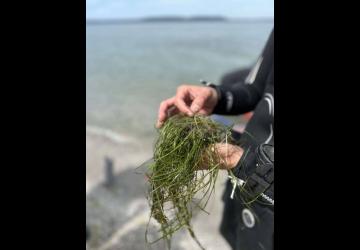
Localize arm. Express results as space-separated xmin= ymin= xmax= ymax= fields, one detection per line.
xmin=213 ymin=30 xmax=274 ymax=115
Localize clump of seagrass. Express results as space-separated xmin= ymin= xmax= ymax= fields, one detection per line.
xmin=145 ymin=114 xmax=232 ymax=250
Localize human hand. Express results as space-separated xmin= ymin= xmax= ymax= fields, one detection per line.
xmin=156 ymin=85 xmax=219 ymax=128
xmin=200 ymin=143 xmax=244 ymax=170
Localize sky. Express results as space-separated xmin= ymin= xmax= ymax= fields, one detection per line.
xmin=86 ymin=0 xmax=274 ymax=19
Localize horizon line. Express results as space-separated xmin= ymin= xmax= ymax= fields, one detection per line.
xmin=86 ymin=16 xmax=273 ymax=23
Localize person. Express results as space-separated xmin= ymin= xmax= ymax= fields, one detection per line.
xmin=156 ymin=29 xmax=274 ymax=250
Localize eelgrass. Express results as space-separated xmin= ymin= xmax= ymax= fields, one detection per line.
xmin=145 ymin=114 xmax=232 ymax=249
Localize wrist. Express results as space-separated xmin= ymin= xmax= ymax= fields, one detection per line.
xmin=200 ymin=80 xmax=221 ymax=104
xmin=208 ymin=86 xmax=220 ymax=106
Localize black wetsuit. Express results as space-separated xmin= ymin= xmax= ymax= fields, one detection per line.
xmin=213 ymin=29 xmax=274 ymax=250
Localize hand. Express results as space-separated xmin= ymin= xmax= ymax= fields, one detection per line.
xmin=213 ymin=143 xmax=244 ymax=170
xmin=200 ymin=143 xmax=244 ymax=170
xmin=156 ymin=85 xmax=219 ymax=128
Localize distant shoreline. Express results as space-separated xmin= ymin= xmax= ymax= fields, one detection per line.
xmin=86 ymin=17 xmax=273 ymax=25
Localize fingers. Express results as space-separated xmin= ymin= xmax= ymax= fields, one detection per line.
xmin=157 ymin=97 xmax=175 ymax=128
xmin=157 ymin=85 xmax=213 ymax=128
xmin=213 ymin=143 xmax=243 ymax=169
xmin=190 ymin=95 xmax=207 ymax=113
xmin=167 ymin=106 xmax=179 ymax=117
xmin=197 ymin=109 xmax=209 ymax=115
xmin=175 ymin=86 xmax=194 ymax=116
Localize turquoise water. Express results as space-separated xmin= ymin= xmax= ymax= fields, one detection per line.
xmin=86 ymin=21 xmax=273 ymax=144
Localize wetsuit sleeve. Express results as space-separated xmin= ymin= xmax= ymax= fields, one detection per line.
xmin=213 ymin=29 xmax=274 ymax=115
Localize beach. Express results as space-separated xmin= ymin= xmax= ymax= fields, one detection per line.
xmin=86 ymin=20 xmax=273 ymax=249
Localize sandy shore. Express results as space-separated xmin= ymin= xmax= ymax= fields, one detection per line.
xmin=86 ymin=126 xmax=231 ymax=250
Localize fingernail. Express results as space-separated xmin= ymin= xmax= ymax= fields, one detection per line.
xmin=188 ymin=111 xmax=194 ymax=116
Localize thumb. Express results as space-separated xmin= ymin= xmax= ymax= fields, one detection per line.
xmin=190 ymin=96 xmax=207 ymax=113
